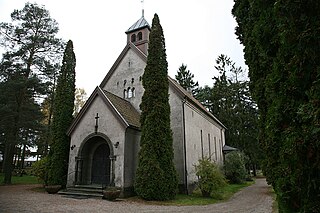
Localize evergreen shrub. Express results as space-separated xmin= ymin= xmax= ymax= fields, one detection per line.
xmin=194 ymin=158 xmax=227 ymax=198
xmin=224 ymin=151 xmax=247 ymax=184
xmin=31 ymin=157 xmax=48 ymax=184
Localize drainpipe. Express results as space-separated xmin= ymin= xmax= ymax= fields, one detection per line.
xmin=220 ymin=128 xmax=224 ymax=163
xmin=182 ymin=98 xmax=188 ymax=194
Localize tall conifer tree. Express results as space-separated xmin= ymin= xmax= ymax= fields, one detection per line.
xmin=135 ymin=14 xmax=178 ymax=200
xmin=233 ymin=0 xmax=320 ymax=211
xmin=175 ymin=63 xmax=199 ymax=96
xmin=0 ymin=3 xmax=63 ymax=184
xmin=48 ymin=40 xmax=76 ymax=186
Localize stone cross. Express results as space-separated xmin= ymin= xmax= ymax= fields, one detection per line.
xmin=95 ymin=113 xmax=99 ymax=133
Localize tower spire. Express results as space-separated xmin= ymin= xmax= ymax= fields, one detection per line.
xmin=141 ymin=0 xmax=144 ymax=17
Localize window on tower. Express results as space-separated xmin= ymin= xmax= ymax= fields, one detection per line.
xmin=132 ymin=87 xmax=135 ymax=97
xmin=131 ymin=34 xmax=136 ymax=42
xmin=138 ymin=32 xmax=142 ymax=40
xmin=123 ymin=89 xmax=127 ymax=98
xmin=128 ymin=87 xmax=133 ymax=98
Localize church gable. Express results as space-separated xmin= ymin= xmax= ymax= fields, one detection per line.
xmin=67 ymin=87 xmax=140 ymax=136
xmin=100 ymin=44 xmax=147 ymax=111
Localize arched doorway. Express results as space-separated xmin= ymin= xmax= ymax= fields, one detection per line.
xmin=76 ymin=134 xmax=113 ymax=186
xmin=91 ymin=143 xmax=110 ymax=184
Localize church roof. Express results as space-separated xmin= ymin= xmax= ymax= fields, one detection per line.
xmin=103 ymin=90 xmax=141 ymax=128
xmin=126 ymin=16 xmax=150 ymax=33
xmin=99 ymin=40 xmax=226 ymax=130
xmin=67 ymin=87 xmax=140 ymax=136
xmin=223 ymin=145 xmax=238 ymax=152
xmin=168 ymin=76 xmax=226 ymax=129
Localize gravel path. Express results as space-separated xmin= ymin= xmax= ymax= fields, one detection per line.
xmin=0 ymin=178 xmax=273 ymax=213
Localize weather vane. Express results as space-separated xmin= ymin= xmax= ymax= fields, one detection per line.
xmin=141 ymin=0 xmax=145 ymax=17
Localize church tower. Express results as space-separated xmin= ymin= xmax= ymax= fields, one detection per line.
xmin=125 ymin=11 xmax=150 ymax=55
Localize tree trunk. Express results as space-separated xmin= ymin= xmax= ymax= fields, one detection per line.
xmin=20 ymin=143 xmax=27 ymax=176
xmin=3 ymin=138 xmax=15 ymax=184
xmin=253 ymin=164 xmax=257 ymax=177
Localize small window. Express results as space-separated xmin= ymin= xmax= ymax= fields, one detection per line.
xmin=124 ymin=80 xmax=127 ymax=87
xmin=139 ymin=76 xmax=142 ymax=81
xmin=131 ymin=34 xmax=136 ymax=42
xmin=131 ymin=78 xmax=134 ymax=84
xmin=127 ymin=87 xmax=132 ymax=98
xmin=132 ymin=87 xmax=135 ymax=97
xmin=137 ymin=32 xmax=142 ymax=40
xmin=123 ymin=89 xmax=127 ymax=98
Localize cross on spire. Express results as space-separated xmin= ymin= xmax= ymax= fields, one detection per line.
xmin=141 ymin=0 xmax=144 ymax=17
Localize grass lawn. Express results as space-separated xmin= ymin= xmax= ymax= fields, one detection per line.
xmin=128 ymin=180 xmax=255 ymax=206
xmin=0 ymin=173 xmax=39 ymax=185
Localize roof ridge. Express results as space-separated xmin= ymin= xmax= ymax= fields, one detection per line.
xmin=126 ymin=16 xmax=150 ymax=33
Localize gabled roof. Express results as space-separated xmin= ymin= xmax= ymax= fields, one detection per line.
xmin=126 ymin=16 xmax=150 ymax=33
xmin=103 ymin=90 xmax=140 ymax=128
xmin=99 ymin=42 xmax=147 ymax=88
xmin=168 ymin=76 xmax=226 ymax=129
xmin=67 ymin=87 xmax=140 ymax=136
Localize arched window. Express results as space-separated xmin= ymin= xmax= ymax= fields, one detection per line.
xmin=127 ymin=87 xmax=133 ymax=98
xmin=123 ymin=89 xmax=127 ymax=98
xmin=137 ymin=32 xmax=142 ymax=40
xmin=131 ymin=34 xmax=136 ymax=42
xmin=132 ymin=87 xmax=135 ymax=98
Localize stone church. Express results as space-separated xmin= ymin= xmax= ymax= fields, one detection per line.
xmin=66 ymin=14 xmax=226 ymax=195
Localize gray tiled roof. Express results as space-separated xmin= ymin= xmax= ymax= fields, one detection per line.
xmin=103 ymin=90 xmax=141 ymax=128
xmin=126 ymin=16 xmax=150 ymax=33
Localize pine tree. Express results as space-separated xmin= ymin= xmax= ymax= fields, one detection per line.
xmin=0 ymin=3 xmax=63 ymax=184
xmin=134 ymin=14 xmax=178 ymax=200
xmin=175 ymin=64 xmax=199 ymax=96
xmin=48 ymin=40 xmax=76 ymax=186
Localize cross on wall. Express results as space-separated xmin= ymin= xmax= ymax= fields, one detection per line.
xmin=95 ymin=113 xmax=99 ymax=133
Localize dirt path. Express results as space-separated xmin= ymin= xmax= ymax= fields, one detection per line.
xmin=0 ymin=178 xmax=273 ymax=213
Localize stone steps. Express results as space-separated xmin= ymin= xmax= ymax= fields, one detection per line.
xmin=58 ymin=185 xmax=104 ymax=198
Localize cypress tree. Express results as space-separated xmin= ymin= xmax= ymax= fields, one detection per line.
xmin=134 ymin=14 xmax=178 ymax=200
xmin=48 ymin=40 xmax=76 ymax=186
xmin=233 ymin=0 xmax=320 ymax=211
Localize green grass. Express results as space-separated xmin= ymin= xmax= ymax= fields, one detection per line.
xmin=128 ymin=181 xmax=255 ymax=206
xmin=0 ymin=173 xmax=39 ymax=185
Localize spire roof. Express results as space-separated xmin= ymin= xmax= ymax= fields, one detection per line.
xmin=126 ymin=16 xmax=150 ymax=33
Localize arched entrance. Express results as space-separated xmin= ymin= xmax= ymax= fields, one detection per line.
xmin=76 ymin=134 xmax=114 ymax=186
xmin=91 ymin=143 xmax=110 ymax=184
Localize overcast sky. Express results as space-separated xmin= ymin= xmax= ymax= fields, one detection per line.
xmin=0 ymin=0 xmax=247 ymax=95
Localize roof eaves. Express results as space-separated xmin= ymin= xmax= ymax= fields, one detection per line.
xmin=168 ymin=76 xmax=227 ymax=129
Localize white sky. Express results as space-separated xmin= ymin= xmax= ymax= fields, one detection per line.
xmin=0 ymin=0 xmax=247 ymax=95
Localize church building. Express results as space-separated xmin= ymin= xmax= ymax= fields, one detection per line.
xmin=66 ymin=14 xmax=226 ymax=196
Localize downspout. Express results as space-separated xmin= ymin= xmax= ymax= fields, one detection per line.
xmin=220 ymin=128 xmax=224 ymax=163
xmin=182 ymin=98 xmax=188 ymax=194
